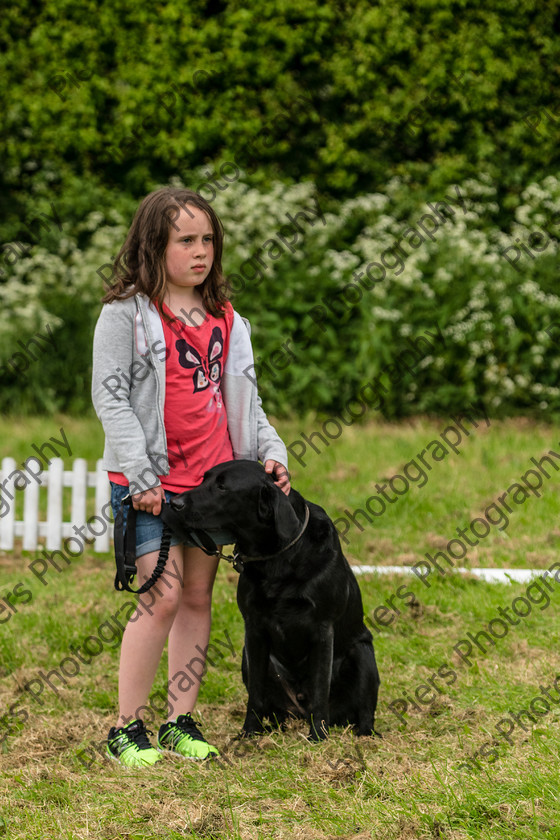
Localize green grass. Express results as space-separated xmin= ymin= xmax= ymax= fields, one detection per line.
xmin=2 ymin=412 xmax=560 ymax=838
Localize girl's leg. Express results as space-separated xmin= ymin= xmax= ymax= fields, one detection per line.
xmin=166 ymin=546 xmax=220 ymax=718
xmin=116 ymin=545 xmax=184 ymax=727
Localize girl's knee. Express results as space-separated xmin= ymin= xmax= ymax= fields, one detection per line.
xmin=180 ymin=549 xmax=218 ymax=611
xmin=180 ymin=585 xmax=213 ymax=612
xmin=137 ymin=584 xmax=182 ymax=622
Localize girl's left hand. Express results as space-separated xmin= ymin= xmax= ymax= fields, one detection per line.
xmin=264 ymin=460 xmax=291 ymax=495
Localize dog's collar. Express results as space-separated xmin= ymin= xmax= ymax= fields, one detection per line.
xmin=219 ymin=503 xmax=311 ymax=573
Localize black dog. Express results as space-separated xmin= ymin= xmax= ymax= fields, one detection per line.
xmin=162 ymin=460 xmax=380 ymax=741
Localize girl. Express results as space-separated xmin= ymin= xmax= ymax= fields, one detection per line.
xmin=92 ymin=187 xmax=289 ymax=767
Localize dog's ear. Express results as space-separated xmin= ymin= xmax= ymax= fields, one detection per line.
xmin=258 ymin=483 xmax=299 ymax=542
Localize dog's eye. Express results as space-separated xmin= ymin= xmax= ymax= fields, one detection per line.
xmin=216 ymin=478 xmax=226 ymax=492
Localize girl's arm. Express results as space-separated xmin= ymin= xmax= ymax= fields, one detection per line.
xmin=254 ymin=389 xmax=289 ymax=466
xmin=224 ymin=312 xmax=289 ymax=491
xmin=91 ymin=301 xmax=161 ymax=490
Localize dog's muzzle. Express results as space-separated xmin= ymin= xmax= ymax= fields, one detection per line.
xmin=170 ymin=497 xmax=186 ymax=511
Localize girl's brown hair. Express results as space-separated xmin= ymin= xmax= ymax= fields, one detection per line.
xmin=102 ymin=187 xmax=230 ymax=318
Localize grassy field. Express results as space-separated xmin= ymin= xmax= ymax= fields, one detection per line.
xmin=1 ymin=412 xmax=560 ymax=839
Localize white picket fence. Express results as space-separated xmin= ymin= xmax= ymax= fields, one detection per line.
xmin=0 ymin=457 xmax=113 ymax=553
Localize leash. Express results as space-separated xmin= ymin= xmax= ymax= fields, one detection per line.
xmin=223 ymin=504 xmax=311 ymax=574
xmin=113 ymin=495 xmax=172 ymax=594
xmin=157 ymin=503 xmax=311 ymax=574
xmin=114 ymin=495 xmax=311 ymax=590
xmin=113 ymin=495 xmax=235 ymax=593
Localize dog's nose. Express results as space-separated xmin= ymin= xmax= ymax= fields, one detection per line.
xmin=170 ymin=498 xmax=185 ymax=511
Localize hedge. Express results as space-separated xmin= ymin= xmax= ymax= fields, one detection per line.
xmin=2 ymin=172 xmax=559 ymax=420
xmin=2 ymin=0 xmax=560 ymax=245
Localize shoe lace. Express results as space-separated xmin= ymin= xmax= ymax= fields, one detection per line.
xmin=173 ymin=714 xmax=205 ymax=742
xmin=119 ymin=720 xmax=155 ymax=751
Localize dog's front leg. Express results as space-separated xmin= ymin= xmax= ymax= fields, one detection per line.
xmin=241 ymin=622 xmax=271 ymax=737
xmin=307 ymin=624 xmax=334 ymax=741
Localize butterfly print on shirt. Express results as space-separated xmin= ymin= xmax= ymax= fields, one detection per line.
xmin=176 ymin=326 xmax=224 ymax=394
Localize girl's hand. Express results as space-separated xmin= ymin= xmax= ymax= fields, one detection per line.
xmin=264 ymin=460 xmax=291 ymax=496
xmin=131 ymin=484 xmax=165 ymax=515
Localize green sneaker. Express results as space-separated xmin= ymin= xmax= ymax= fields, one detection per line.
xmin=107 ymin=719 xmax=162 ymax=767
xmin=158 ymin=713 xmax=219 ymax=760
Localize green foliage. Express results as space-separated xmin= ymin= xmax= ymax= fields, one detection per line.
xmin=2 ymin=0 xmax=560 ymax=417
xmin=2 ymin=0 xmax=560 ymax=233
xmin=2 ymin=172 xmax=560 ymax=418
xmin=214 ymin=172 xmax=560 ymax=419
xmin=0 ymin=206 xmax=130 ymax=414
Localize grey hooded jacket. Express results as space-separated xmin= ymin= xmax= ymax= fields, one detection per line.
xmin=91 ymin=294 xmax=288 ymax=492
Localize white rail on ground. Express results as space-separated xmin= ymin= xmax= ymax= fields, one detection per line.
xmin=350 ymin=565 xmax=544 ymax=583
xmin=0 ymin=457 xmax=546 ymax=582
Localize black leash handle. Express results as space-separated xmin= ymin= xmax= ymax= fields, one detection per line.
xmin=113 ymin=495 xmax=172 ymax=594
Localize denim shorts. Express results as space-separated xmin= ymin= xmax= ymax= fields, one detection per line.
xmin=110 ymin=482 xmax=236 ymax=558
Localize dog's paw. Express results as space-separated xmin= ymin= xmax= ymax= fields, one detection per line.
xmin=307 ymin=716 xmax=329 ymax=742
xmin=237 ymin=728 xmax=265 ymax=740
xmin=307 ymin=728 xmax=329 ymax=743
xmin=354 ymin=726 xmax=383 ymax=739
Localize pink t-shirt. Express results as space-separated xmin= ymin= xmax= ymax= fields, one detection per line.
xmin=109 ymin=302 xmax=234 ymax=492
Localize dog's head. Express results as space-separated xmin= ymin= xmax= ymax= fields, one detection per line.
xmin=162 ymin=460 xmax=301 ymax=554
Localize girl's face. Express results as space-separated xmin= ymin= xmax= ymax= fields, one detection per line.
xmin=165 ymin=205 xmax=215 ymax=294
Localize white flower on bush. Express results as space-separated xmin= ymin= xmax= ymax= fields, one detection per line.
xmin=4 ymin=168 xmax=560 ymax=415
xmin=371 ymin=307 xmax=401 ymax=321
